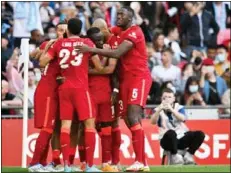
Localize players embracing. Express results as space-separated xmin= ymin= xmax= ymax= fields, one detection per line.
xmin=77 ymin=7 xmax=152 ymax=172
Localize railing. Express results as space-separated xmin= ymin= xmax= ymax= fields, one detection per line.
xmin=1 ymin=105 xmax=230 ymax=119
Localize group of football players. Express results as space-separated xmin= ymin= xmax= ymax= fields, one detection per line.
xmin=28 ymin=6 xmax=152 ymax=172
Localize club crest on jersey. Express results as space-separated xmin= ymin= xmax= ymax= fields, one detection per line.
xmin=128 ymin=32 xmax=137 ymax=39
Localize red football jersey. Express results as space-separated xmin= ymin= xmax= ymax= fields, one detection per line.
xmin=40 ymin=41 xmax=60 ymax=78
xmin=39 ymin=41 xmax=60 ymax=89
xmin=89 ymin=34 xmax=119 ymax=93
xmin=117 ymin=25 xmax=150 ymax=80
xmin=47 ymin=37 xmax=94 ymax=89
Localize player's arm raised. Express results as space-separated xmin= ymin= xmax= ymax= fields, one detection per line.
xmin=76 ymin=40 xmax=133 ymax=59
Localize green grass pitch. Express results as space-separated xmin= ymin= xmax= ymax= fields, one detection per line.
xmin=2 ymin=165 xmax=230 ymax=172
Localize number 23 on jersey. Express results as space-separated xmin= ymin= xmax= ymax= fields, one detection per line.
xmin=59 ymin=49 xmax=83 ymax=69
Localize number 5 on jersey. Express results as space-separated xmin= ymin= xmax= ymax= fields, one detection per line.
xmin=59 ymin=49 xmax=83 ymax=69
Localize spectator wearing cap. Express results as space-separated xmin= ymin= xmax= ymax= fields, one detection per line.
xmin=200 ymin=58 xmax=227 ymax=105
xmin=214 ymin=44 xmax=230 ymax=76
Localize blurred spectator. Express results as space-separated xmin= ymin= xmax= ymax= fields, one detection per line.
xmin=5 ymin=48 xmax=24 ymax=95
xmin=221 ymin=89 xmax=230 ymax=114
xmin=27 ymin=69 xmax=37 ymax=105
xmin=152 ymin=32 xmax=165 ymax=64
xmin=200 ymin=58 xmax=227 ymax=105
xmin=47 ymin=26 xmax=57 ymax=39
xmin=8 ymin=2 xmax=44 ymax=48
xmin=207 ymin=45 xmax=217 ymax=60
xmin=147 ymin=81 xmax=161 ymax=105
xmin=29 ymin=29 xmax=42 ymax=52
xmin=1 ymin=2 xmax=13 ymax=27
xmin=181 ymin=2 xmax=220 ymax=57
xmin=151 ymin=48 xmax=181 ymax=92
xmin=2 ymin=80 xmax=22 ymax=115
xmin=160 ymin=81 xmax=177 ymax=94
xmin=130 ymin=2 xmax=152 ymax=42
xmin=221 ymin=67 xmax=230 ymax=89
xmin=75 ymin=2 xmax=91 ymax=35
xmin=1 ymin=35 xmax=13 ymax=80
xmin=182 ymin=76 xmax=206 ymax=106
xmin=164 ymin=23 xmax=186 ymax=65
xmin=206 ymin=2 xmax=231 ymax=29
xmin=110 ymin=2 xmax=121 ymax=27
xmin=214 ymin=44 xmax=230 ymax=76
xmin=39 ymin=2 xmax=55 ymax=30
xmin=179 ymin=63 xmax=194 ymax=93
xmin=146 ymin=43 xmax=156 ymax=71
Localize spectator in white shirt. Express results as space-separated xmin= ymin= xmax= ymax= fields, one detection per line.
xmin=151 ymin=47 xmax=181 ymax=92
xmin=164 ymin=23 xmax=186 ymax=65
xmin=39 ymin=2 xmax=55 ymax=30
xmin=152 ymin=32 xmax=165 ymax=65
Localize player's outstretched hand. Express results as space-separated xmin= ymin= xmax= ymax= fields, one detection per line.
xmin=75 ymin=44 xmax=91 ymax=53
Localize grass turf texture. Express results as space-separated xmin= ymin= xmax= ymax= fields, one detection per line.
xmin=2 ymin=165 xmax=230 ymax=172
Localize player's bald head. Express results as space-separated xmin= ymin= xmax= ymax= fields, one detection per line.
xmin=92 ymin=19 xmax=108 ymax=31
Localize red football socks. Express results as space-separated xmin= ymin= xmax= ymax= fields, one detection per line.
xmin=40 ymin=143 xmax=50 ymax=166
xmin=78 ymin=145 xmax=86 ymax=163
xmin=111 ymin=127 xmax=121 ymax=165
xmin=69 ymin=147 xmax=76 ymax=165
xmin=130 ymin=123 xmax=143 ymax=163
xmin=85 ymin=128 xmax=96 ymax=167
xmin=60 ymin=128 xmax=70 ymax=166
xmin=101 ymin=126 xmax=112 ymax=163
xmin=30 ymin=128 xmax=52 ymax=166
xmin=52 ymin=149 xmax=61 ymax=165
xmin=142 ymin=129 xmax=147 ymax=166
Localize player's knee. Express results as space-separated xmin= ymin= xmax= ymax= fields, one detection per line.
xmin=100 ymin=121 xmax=112 ymax=128
xmin=41 ymin=127 xmax=53 ymax=134
xmin=61 ymin=120 xmax=72 ymax=129
xmin=127 ymin=105 xmax=143 ymax=126
xmin=84 ymin=118 xmax=95 ymax=129
xmin=112 ymin=121 xmax=119 ymax=128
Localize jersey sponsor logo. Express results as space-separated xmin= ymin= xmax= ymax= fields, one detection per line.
xmin=128 ymin=32 xmax=137 ymax=39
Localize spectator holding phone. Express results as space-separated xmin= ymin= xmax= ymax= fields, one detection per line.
xmin=200 ymin=58 xmax=227 ymax=105
xmin=151 ymin=88 xmax=205 ymax=165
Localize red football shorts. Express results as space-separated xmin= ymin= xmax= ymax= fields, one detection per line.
xmin=89 ymin=89 xmax=114 ymax=123
xmin=34 ymin=84 xmax=58 ymax=129
xmin=59 ymin=88 xmax=95 ymax=121
xmin=117 ymin=76 xmax=152 ymax=117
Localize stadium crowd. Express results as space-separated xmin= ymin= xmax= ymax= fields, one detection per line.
xmin=1 ymin=1 xmax=231 ymax=115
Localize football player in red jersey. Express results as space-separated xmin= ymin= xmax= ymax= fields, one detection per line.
xmin=76 ymin=7 xmax=152 ymax=172
xmin=89 ymin=19 xmax=122 ymax=171
xmin=28 ymin=22 xmax=67 ymax=172
xmin=86 ymin=26 xmax=121 ymax=172
xmin=39 ymin=18 xmax=102 ymax=172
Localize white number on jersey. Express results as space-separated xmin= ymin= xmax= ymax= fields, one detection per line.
xmin=59 ymin=49 xmax=83 ymax=69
